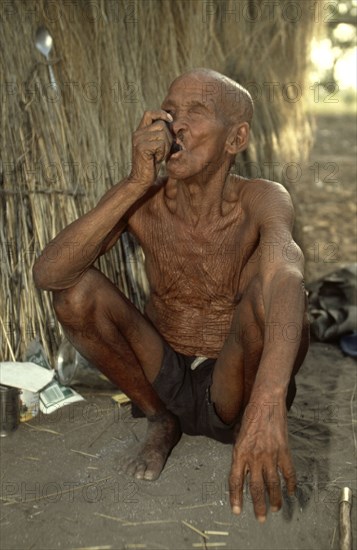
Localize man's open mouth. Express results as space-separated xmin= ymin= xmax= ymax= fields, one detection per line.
xmin=169 ymin=140 xmax=185 ymax=155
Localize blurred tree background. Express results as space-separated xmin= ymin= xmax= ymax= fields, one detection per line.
xmin=1 ymin=0 xmax=355 ymax=360
xmin=310 ymin=0 xmax=357 ymax=108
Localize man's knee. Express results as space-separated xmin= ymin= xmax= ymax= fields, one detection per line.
xmin=52 ymin=276 xmax=94 ymax=327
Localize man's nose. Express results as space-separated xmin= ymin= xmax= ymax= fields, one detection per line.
xmin=171 ymin=115 xmax=188 ymax=135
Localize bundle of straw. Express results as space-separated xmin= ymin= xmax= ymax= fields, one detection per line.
xmin=0 ymin=0 xmax=319 ymax=360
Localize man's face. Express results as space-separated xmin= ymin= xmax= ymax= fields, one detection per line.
xmin=161 ymin=75 xmax=232 ymax=181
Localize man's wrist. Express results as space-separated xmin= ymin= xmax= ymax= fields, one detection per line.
xmin=250 ymin=381 xmax=287 ymax=401
xmin=127 ymin=168 xmax=155 ymax=189
xmin=242 ymin=390 xmax=288 ymax=426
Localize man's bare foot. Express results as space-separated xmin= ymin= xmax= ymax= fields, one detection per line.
xmin=120 ymin=412 xmax=181 ymax=481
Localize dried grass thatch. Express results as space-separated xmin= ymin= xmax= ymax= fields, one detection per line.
xmin=1 ymin=0 xmax=319 ymax=360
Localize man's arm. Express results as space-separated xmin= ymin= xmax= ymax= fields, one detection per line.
xmin=33 ymin=110 xmax=174 ymax=291
xmin=230 ymin=181 xmax=308 ymax=521
xmin=253 ymin=182 xmax=306 ymax=393
xmin=33 ymin=178 xmax=143 ymax=291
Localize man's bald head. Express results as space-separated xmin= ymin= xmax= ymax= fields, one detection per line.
xmin=169 ymin=68 xmax=254 ymax=126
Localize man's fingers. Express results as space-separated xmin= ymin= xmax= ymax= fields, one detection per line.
xmin=279 ymin=454 xmax=297 ymax=496
xmin=249 ymin=471 xmax=267 ymax=522
xmin=229 ymin=467 xmax=245 ymax=515
xmin=138 ymin=110 xmax=173 ymax=129
xmin=134 ymin=131 xmax=171 ymax=163
xmin=147 ymin=123 xmax=173 ymax=157
xmin=283 ymin=468 xmax=297 ymax=496
xmin=263 ymin=467 xmax=282 ymax=512
xmin=143 ymin=120 xmax=171 ymax=134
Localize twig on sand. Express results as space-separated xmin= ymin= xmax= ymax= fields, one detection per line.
xmin=350 ymin=381 xmax=356 ymax=451
xmin=192 ymin=544 xmax=227 ymax=548
xmin=204 ymin=531 xmax=229 ymax=536
xmin=23 ymin=424 xmax=62 ymax=436
xmin=94 ymin=512 xmax=126 ymax=523
xmin=181 ymin=520 xmax=209 ymax=540
xmin=179 ymin=503 xmax=214 ymax=510
xmin=339 ymin=487 xmax=353 ymax=550
xmin=122 ymin=520 xmax=177 ymax=526
xmin=70 ymin=449 xmax=99 ymax=459
xmin=88 ymin=419 xmax=114 ymax=448
xmin=330 ymin=526 xmax=336 ymax=548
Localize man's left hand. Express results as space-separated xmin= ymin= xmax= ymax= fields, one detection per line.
xmin=229 ymin=398 xmax=296 ymax=522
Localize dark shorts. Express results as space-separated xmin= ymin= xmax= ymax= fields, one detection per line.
xmin=151 ymin=341 xmax=235 ymax=444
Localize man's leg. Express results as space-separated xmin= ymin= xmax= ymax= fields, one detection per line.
xmin=210 ymin=275 xmax=309 ymax=425
xmin=53 ymin=267 xmax=181 ymax=480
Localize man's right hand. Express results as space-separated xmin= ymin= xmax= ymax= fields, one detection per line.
xmin=129 ymin=110 xmax=174 ymax=188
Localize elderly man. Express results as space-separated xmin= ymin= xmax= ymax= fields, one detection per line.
xmin=33 ymin=68 xmax=309 ymax=522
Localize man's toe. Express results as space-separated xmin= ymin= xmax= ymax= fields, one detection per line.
xmin=143 ymin=460 xmax=163 ymax=481
xmin=124 ymin=459 xmax=141 ymax=477
xmin=134 ymin=463 xmax=147 ymax=479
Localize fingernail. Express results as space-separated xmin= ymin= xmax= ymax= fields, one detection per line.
xmin=167 ymin=113 xmax=173 ymax=121
xmin=271 ymin=506 xmax=279 ymax=512
xmin=232 ymin=506 xmax=241 ymax=515
xmin=257 ymin=516 xmax=266 ymax=523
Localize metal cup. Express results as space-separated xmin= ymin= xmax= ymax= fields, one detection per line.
xmin=0 ymin=385 xmax=20 ymax=437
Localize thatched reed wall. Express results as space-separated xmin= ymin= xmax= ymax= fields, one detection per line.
xmin=1 ymin=0 xmax=318 ymax=361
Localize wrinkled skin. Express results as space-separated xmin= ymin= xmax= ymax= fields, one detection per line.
xmin=33 ymin=69 xmax=309 ymax=522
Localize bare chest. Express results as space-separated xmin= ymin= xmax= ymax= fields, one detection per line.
xmin=132 ymin=198 xmax=257 ymax=306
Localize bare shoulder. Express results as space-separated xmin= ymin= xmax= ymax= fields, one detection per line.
xmin=253 ymin=178 xmax=294 ymax=221
xmin=228 ymin=174 xmax=289 ymax=201
xmin=229 ymin=175 xmax=294 ymax=224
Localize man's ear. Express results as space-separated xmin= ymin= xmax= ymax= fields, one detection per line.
xmin=225 ymin=122 xmax=250 ymax=154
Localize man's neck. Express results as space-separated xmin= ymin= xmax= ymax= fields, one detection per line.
xmin=167 ymin=168 xmax=231 ymax=227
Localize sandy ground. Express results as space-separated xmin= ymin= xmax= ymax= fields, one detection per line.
xmin=0 ymin=343 xmax=356 ymax=550
xmin=1 ymin=114 xmax=356 ymax=550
